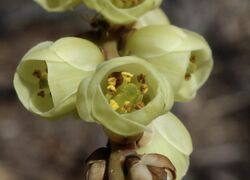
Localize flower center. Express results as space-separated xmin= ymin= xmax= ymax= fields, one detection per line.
xmin=32 ymin=67 xmax=51 ymax=98
xmin=105 ymin=71 xmax=148 ymax=113
xmin=185 ymin=54 xmax=198 ymax=81
xmin=111 ymin=0 xmax=144 ymax=8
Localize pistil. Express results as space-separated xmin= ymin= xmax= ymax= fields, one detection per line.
xmin=105 ymin=71 xmax=149 ymax=113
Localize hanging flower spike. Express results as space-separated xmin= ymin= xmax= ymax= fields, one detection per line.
xmin=13 ymin=37 xmax=104 ymax=118
xmin=34 ymin=0 xmax=82 ymax=12
xmin=136 ymin=112 xmax=193 ymax=180
xmin=133 ymin=8 xmax=170 ymax=29
xmin=76 ymin=56 xmax=174 ymax=143
xmin=82 ymin=0 xmax=162 ymax=25
xmin=124 ymin=25 xmax=213 ymax=102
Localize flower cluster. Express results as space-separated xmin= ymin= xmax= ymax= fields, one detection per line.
xmin=14 ymin=1 xmax=213 ymax=179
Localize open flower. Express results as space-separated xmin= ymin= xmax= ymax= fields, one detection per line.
xmin=136 ymin=112 xmax=193 ymax=180
xmin=76 ymin=56 xmax=173 ymax=141
xmin=133 ymin=8 xmax=170 ymax=29
xmin=35 ymin=0 xmax=81 ymax=12
xmin=14 ymin=37 xmax=104 ymax=118
xmin=82 ymin=0 xmax=162 ymax=25
xmin=124 ymin=25 xmax=213 ymax=102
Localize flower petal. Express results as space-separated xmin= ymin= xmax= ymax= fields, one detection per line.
xmin=50 ymin=37 xmax=104 ymax=71
xmin=153 ymin=112 xmax=193 ymax=156
xmin=47 ymin=61 xmax=92 ymax=107
xmin=137 ymin=125 xmax=190 ymax=180
xmin=35 ymin=0 xmax=81 ymax=12
xmin=125 ymin=25 xmax=186 ymax=58
xmin=148 ymin=51 xmax=191 ymax=91
xmin=134 ymin=8 xmax=170 ymax=29
xmin=83 ymin=0 xmax=162 ymax=25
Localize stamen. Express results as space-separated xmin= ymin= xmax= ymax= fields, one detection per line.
xmin=32 ymin=70 xmax=42 ymax=78
xmin=185 ymin=74 xmax=191 ymax=81
xmin=122 ymin=72 xmax=134 ymax=83
xmin=137 ymin=74 xmax=146 ymax=84
xmin=185 ymin=54 xmax=198 ymax=81
xmin=110 ymin=99 xmax=120 ymax=110
xmin=121 ymin=101 xmax=132 ymax=113
xmin=140 ymin=84 xmax=148 ymax=94
xmin=135 ymin=102 xmax=144 ymax=110
xmin=110 ymin=72 xmax=123 ymax=87
xmin=190 ymin=55 xmax=196 ymax=63
xmin=107 ymin=85 xmax=117 ymax=94
xmin=108 ymin=77 xmax=117 ymax=86
xmin=37 ymin=90 xmax=45 ymax=98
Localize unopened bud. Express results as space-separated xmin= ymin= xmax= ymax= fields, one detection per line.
xmin=125 ymin=153 xmax=176 ymax=180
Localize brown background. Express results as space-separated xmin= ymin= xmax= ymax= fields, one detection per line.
xmin=0 ymin=0 xmax=249 ymax=180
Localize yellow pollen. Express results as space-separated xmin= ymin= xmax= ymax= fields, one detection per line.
xmin=140 ymin=84 xmax=148 ymax=94
xmin=107 ymin=85 xmax=117 ymax=93
xmin=110 ymin=100 xmax=119 ymax=110
xmin=121 ymin=101 xmax=132 ymax=113
xmin=108 ymin=77 xmax=117 ymax=86
xmin=121 ymin=72 xmax=134 ymax=83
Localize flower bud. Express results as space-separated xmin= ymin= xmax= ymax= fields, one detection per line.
xmin=136 ymin=112 xmax=193 ymax=180
xmin=133 ymin=8 xmax=170 ymax=29
xmin=124 ymin=25 xmax=213 ymax=102
xmin=35 ymin=0 xmax=81 ymax=12
xmin=76 ymin=56 xmax=173 ymax=140
xmin=14 ymin=37 xmax=104 ymax=118
xmin=124 ymin=153 xmax=176 ymax=180
xmin=82 ymin=0 xmax=162 ymax=25
xmin=85 ymin=147 xmax=109 ymax=180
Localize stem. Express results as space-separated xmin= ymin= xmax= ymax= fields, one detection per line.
xmin=108 ymin=142 xmax=137 ymax=180
xmin=102 ymin=39 xmax=120 ymax=60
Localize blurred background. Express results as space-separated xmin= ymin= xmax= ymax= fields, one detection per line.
xmin=0 ymin=0 xmax=249 ymax=180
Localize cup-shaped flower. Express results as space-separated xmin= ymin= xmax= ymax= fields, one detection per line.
xmin=76 ymin=56 xmax=173 ymax=140
xmin=133 ymin=8 xmax=170 ymax=29
xmin=14 ymin=37 xmax=104 ymax=118
xmin=82 ymin=0 xmax=162 ymax=25
xmin=124 ymin=25 xmax=213 ymax=102
xmin=136 ymin=112 xmax=193 ymax=180
xmin=35 ymin=0 xmax=81 ymax=12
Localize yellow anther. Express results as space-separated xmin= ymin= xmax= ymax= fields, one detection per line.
xmin=108 ymin=77 xmax=117 ymax=86
xmin=110 ymin=99 xmax=119 ymax=110
xmin=121 ymin=101 xmax=132 ymax=113
xmin=140 ymin=84 xmax=148 ymax=94
xmin=107 ymin=85 xmax=117 ymax=93
xmin=121 ymin=72 xmax=134 ymax=83
xmin=135 ymin=102 xmax=145 ymax=110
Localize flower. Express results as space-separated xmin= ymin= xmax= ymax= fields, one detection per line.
xmin=133 ymin=8 xmax=170 ymax=29
xmin=35 ymin=0 xmax=81 ymax=12
xmin=14 ymin=37 xmax=104 ymax=118
xmin=76 ymin=56 xmax=173 ymax=141
xmin=82 ymin=0 xmax=162 ymax=25
xmin=136 ymin=112 xmax=193 ymax=180
xmin=124 ymin=25 xmax=213 ymax=102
